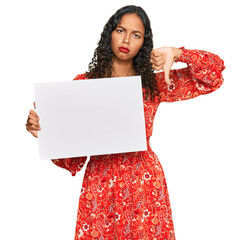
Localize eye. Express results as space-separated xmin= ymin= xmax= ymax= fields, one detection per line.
xmin=116 ymin=29 xmax=123 ymax=33
xmin=133 ymin=34 xmax=141 ymax=39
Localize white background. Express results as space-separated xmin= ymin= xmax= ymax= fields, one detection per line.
xmin=0 ymin=0 xmax=250 ymax=239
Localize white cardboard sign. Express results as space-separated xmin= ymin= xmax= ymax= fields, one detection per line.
xmin=34 ymin=76 xmax=147 ymax=160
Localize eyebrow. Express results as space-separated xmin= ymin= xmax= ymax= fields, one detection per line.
xmin=117 ymin=25 xmax=143 ymax=35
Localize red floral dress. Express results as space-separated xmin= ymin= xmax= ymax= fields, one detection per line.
xmin=52 ymin=47 xmax=225 ymax=240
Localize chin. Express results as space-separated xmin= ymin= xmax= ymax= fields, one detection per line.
xmin=115 ymin=53 xmax=133 ymax=62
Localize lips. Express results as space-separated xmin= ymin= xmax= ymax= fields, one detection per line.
xmin=119 ymin=47 xmax=130 ymax=53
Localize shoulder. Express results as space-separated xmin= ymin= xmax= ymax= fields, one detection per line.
xmin=73 ymin=73 xmax=88 ymax=80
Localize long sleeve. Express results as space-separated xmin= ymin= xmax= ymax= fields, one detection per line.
xmin=157 ymin=46 xmax=226 ymax=103
xmin=51 ymin=157 xmax=87 ymax=176
xmin=51 ymin=73 xmax=88 ymax=176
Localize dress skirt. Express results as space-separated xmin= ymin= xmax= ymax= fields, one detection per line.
xmin=74 ymin=141 xmax=176 ymax=240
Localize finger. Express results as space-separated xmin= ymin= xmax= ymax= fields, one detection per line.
xmin=26 ymin=118 xmax=40 ymax=128
xmin=151 ymin=54 xmax=164 ymax=62
xmin=151 ymin=50 xmax=162 ymax=57
xmin=27 ymin=115 xmax=40 ymax=127
xmin=150 ymin=58 xmax=165 ymax=67
xmin=152 ymin=64 xmax=164 ymax=71
xmin=164 ymin=75 xmax=171 ymax=85
xmin=163 ymin=66 xmax=171 ymax=85
xmin=26 ymin=123 xmax=41 ymax=131
xmin=28 ymin=113 xmax=39 ymax=122
xmin=29 ymin=110 xmax=39 ymax=120
xmin=28 ymin=118 xmax=40 ymax=128
xmin=163 ymin=54 xmax=175 ymax=85
xmin=151 ymin=54 xmax=164 ymax=63
xmin=163 ymin=61 xmax=172 ymax=85
xmin=33 ymin=102 xmax=36 ymax=109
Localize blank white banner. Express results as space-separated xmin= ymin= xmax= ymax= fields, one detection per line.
xmin=34 ymin=76 xmax=147 ymax=160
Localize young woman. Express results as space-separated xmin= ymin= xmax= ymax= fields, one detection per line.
xmin=26 ymin=5 xmax=225 ymax=240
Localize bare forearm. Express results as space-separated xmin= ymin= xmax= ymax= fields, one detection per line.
xmin=173 ymin=47 xmax=182 ymax=62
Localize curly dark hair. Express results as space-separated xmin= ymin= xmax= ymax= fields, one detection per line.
xmin=85 ymin=5 xmax=161 ymax=102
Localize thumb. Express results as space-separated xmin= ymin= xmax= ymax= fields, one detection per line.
xmin=33 ymin=102 xmax=36 ymax=109
xmin=163 ymin=64 xmax=171 ymax=85
xmin=163 ymin=55 xmax=175 ymax=85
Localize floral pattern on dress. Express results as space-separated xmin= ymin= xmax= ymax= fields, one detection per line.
xmin=51 ymin=46 xmax=225 ymax=240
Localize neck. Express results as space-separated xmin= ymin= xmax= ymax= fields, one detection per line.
xmin=111 ymin=57 xmax=136 ymax=77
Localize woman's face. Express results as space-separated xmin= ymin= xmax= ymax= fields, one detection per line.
xmin=111 ymin=13 xmax=145 ymax=63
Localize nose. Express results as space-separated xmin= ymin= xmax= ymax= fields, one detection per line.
xmin=123 ymin=34 xmax=130 ymax=44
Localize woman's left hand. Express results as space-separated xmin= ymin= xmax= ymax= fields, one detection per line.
xmin=150 ymin=47 xmax=182 ymax=85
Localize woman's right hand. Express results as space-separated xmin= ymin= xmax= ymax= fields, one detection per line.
xmin=26 ymin=102 xmax=41 ymax=138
